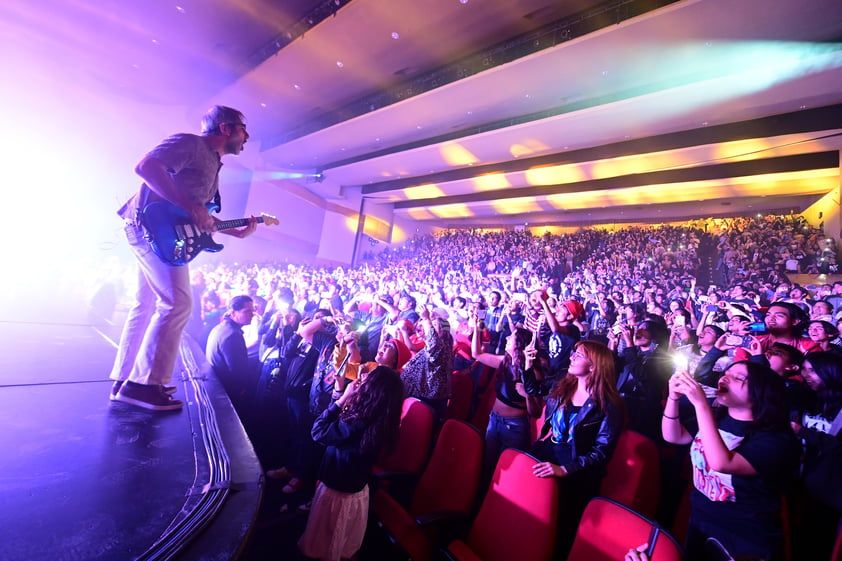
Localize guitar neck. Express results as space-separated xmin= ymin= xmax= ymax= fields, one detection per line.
xmin=214 ymin=216 xmax=265 ymax=232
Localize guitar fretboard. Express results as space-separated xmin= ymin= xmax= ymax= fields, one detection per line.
xmin=215 ymin=217 xmax=267 ymax=232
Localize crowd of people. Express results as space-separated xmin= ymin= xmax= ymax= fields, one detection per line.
xmin=109 ymin=213 xmax=841 ymax=561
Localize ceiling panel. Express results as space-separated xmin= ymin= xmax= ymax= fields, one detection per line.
xmin=5 ymin=0 xmax=842 ymax=232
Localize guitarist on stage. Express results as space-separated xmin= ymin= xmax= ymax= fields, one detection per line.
xmin=110 ymin=105 xmax=257 ymax=411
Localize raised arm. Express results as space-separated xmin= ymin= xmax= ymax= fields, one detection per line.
xmin=471 ymin=308 xmax=505 ymax=369
xmin=669 ymin=371 xmax=759 ymax=475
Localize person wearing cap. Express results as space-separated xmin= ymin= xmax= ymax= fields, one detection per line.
xmin=399 ymin=307 xmax=454 ymax=423
xmin=358 ymin=338 xmax=412 ymax=376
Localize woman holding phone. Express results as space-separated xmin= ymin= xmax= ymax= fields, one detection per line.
xmin=471 ymin=310 xmax=540 ymax=476
xmin=663 ymin=361 xmax=799 ymax=561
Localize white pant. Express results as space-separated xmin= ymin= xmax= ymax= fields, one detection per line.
xmin=110 ymin=223 xmax=192 ymax=386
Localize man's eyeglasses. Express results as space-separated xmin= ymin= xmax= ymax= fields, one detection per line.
xmin=226 ymin=122 xmax=247 ymax=131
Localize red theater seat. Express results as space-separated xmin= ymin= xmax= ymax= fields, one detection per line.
xmin=446 ymin=370 xmax=474 ymax=421
xmin=567 ymin=497 xmax=683 ymax=561
xmin=372 ymin=419 xmax=484 ymax=561
xmin=373 ymin=397 xmax=434 ymax=493
xmin=600 ymin=430 xmax=661 ymax=518
xmin=442 ymin=448 xmax=558 ymax=561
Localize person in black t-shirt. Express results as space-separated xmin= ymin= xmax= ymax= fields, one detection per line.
xmin=663 ymin=361 xmax=799 ymax=561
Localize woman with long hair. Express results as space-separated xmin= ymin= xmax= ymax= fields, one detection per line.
xmin=792 ymin=351 xmax=842 ymax=559
xmin=298 ymin=365 xmax=404 ymax=561
xmin=799 ymin=351 xmax=842 ymax=425
xmin=663 ymin=361 xmax=799 ymax=561
xmin=527 ymin=339 xmax=625 ymax=559
xmin=471 ymin=315 xmax=539 ymax=475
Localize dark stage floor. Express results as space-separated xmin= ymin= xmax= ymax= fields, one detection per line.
xmin=0 ymin=319 xmax=266 ymax=561
xmin=0 ymin=301 xmax=403 ymax=561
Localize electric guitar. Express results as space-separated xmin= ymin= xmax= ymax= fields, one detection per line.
xmin=138 ymin=201 xmax=279 ymax=266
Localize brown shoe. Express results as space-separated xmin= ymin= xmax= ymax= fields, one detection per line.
xmin=115 ymin=381 xmax=183 ymax=411
xmin=109 ymin=380 xmax=124 ymax=401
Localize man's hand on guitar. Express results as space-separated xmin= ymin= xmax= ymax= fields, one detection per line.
xmin=189 ymin=205 xmax=216 ymax=233
xmin=140 ymin=201 xmax=277 ymax=265
xmin=218 ymin=215 xmax=258 ymax=238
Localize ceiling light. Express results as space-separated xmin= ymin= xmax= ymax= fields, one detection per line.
xmin=293 ymin=84 xmax=301 ymax=90
xmin=336 ymin=61 xmax=344 ymax=68
xmin=176 ymin=6 xmax=186 ymax=13
xmin=391 ymin=32 xmax=400 ymax=40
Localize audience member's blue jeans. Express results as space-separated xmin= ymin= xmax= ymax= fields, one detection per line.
xmin=484 ymin=410 xmax=531 ymax=476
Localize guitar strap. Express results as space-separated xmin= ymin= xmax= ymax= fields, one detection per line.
xmin=134 ymin=184 xmax=152 ymax=223
xmin=137 ymin=183 xmax=221 ymax=217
